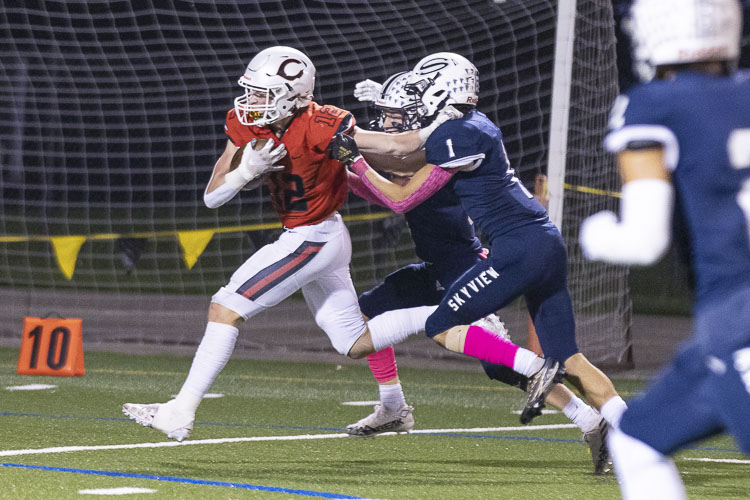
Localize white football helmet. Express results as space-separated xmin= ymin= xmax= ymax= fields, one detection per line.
xmin=628 ymin=0 xmax=742 ymax=81
xmin=407 ymin=52 xmax=479 ymax=124
xmin=372 ymin=71 xmax=422 ymax=133
xmin=234 ymin=46 xmax=315 ymax=127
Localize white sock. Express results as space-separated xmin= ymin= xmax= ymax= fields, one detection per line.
xmin=379 ymin=382 xmax=407 ymax=410
xmin=368 ymin=306 xmax=437 ymax=351
xmin=512 ymin=348 xmax=545 ymax=377
xmin=175 ymin=321 xmax=239 ymax=413
xmin=600 ymin=395 xmax=628 ymax=428
xmin=609 ymin=427 xmax=687 ymax=500
xmin=562 ymin=394 xmax=601 ymax=433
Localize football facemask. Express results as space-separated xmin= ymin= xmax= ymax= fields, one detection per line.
xmin=372 ymin=72 xmax=422 ymax=133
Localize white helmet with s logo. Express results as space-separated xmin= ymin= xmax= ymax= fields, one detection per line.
xmin=407 ymin=52 xmax=479 ymax=125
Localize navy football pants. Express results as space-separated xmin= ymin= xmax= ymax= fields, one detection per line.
xmin=359 ymin=258 xmax=527 ymax=389
xmin=426 ymin=223 xmax=579 ymax=363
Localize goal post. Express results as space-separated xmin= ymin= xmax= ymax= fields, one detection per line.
xmin=547 ymin=0 xmax=577 ymax=232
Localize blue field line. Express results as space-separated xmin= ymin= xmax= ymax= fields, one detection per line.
xmin=0 ymin=462 xmax=366 ymax=499
xmin=1 ymin=411 xmax=743 ymax=454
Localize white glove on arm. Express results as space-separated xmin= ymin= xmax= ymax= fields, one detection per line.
xmin=418 ymin=105 xmax=464 ymax=141
xmin=353 ymin=79 xmax=383 ymax=102
xmin=224 ymin=139 xmax=287 ymax=190
xmin=579 ymin=178 xmax=674 ymax=265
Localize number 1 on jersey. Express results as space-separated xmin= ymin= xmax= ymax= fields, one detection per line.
xmin=446 ymin=138 xmax=455 ymax=158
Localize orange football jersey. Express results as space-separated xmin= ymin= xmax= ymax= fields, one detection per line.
xmin=224 ymin=103 xmax=354 ymax=228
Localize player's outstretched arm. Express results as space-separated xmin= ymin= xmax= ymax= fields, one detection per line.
xmin=330 ymin=133 xmax=454 ymax=213
xmin=580 ymin=147 xmax=673 ymax=265
xmin=351 ymin=105 xmax=463 ymax=160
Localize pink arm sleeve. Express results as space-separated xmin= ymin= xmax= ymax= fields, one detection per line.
xmin=346 ymin=171 xmax=389 ymax=208
xmin=350 ymin=157 xmax=455 ymax=214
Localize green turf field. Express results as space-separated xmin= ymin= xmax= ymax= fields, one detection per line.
xmin=0 ymin=347 xmax=746 ymax=499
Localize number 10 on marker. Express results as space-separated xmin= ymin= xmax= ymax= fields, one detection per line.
xmin=17 ymin=317 xmax=85 ymax=377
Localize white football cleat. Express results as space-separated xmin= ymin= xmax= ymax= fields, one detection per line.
xmin=471 ymin=313 xmax=509 ymax=340
xmin=520 ymin=358 xmax=565 ymax=424
xmin=346 ymin=404 xmax=415 ymax=437
xmin=122 ymin=400 xmax=194 ymax=442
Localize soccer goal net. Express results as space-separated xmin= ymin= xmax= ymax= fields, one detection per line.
xmin=0 ymin=0 xmax=631 ymax=367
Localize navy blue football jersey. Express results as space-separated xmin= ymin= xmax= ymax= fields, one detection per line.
xmin=606 ymin=71 xmax=750 ymax=306
xmin=404 ymin=182 xmax=482 ymax=273
xmin=424 ymin=110 xmax=548 ymax=242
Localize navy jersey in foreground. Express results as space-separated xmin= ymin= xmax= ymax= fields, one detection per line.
xmin=607 ymin=71 xmax=750 ymax=456
xmin=606 ymin=71 xmax=750 ymax=308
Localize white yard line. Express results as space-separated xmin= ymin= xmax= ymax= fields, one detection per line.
xmin=5 ymin=384 xmax=57 ymax=391
xmin=78 ymin=487 xmax=157 ymax=495
xmin=0 ymin=424 xmax=576 ymax=458
xmin=684 ymin=457 xmax=750 ymax=465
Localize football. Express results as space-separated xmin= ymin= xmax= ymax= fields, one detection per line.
xmin=229 ymin=138 xmax=270 ymax=172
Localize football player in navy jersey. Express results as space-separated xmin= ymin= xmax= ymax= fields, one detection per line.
xmin=331 ymin=52 xmax=627 ymax=434
xmin=579 ymin=0 xmax=750 ymax=498
xmin=346 ymin=71 xmax=612 ymax=472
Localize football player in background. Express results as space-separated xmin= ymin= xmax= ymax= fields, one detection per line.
xmin=346 ymin=71 xmax=612 ymax=474
xmin=331 ymin=52 xmax=628 ymax=435
xmin=579 ymin=0 xmax=750 ymax=498
xmin=121 ymin=46 xmax=452 ymax=441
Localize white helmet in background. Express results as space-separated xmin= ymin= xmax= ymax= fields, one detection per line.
xmin=628 ymin=0 xmax=742 ymax=81
xmin=407 ymin=52 xmax=479 ymax=124
xmin=234 ymin=46 xmax=315 ymax=127
xmin=372 ymin=71 xmax=421 ymax=132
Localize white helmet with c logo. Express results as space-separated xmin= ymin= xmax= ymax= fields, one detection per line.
xmin=234 ymin=46 xmax=315 ymax=126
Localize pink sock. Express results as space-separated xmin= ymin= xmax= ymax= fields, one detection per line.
xmin=463 ymin=325 xmax=519 ymax=367
xmin=366 ymin=346 xmax=399 ymax=383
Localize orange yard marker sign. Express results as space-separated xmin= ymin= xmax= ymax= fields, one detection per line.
xmin=17 ymin=317 xmax=84 ymax=376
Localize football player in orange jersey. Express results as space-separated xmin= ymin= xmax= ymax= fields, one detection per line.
xmin=121 ymin=46 xmax=451 ymax=441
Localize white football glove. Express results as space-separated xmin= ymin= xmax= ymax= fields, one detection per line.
xmin=418 ymin=105 xmax=464 ymax=141
xmin=353 ymin=79 xmax=383 ymax=102
xmin=579 ymin=210 xmax=620 ymax=262
xmin=224 ymin=139 xmax=287 ymax=190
